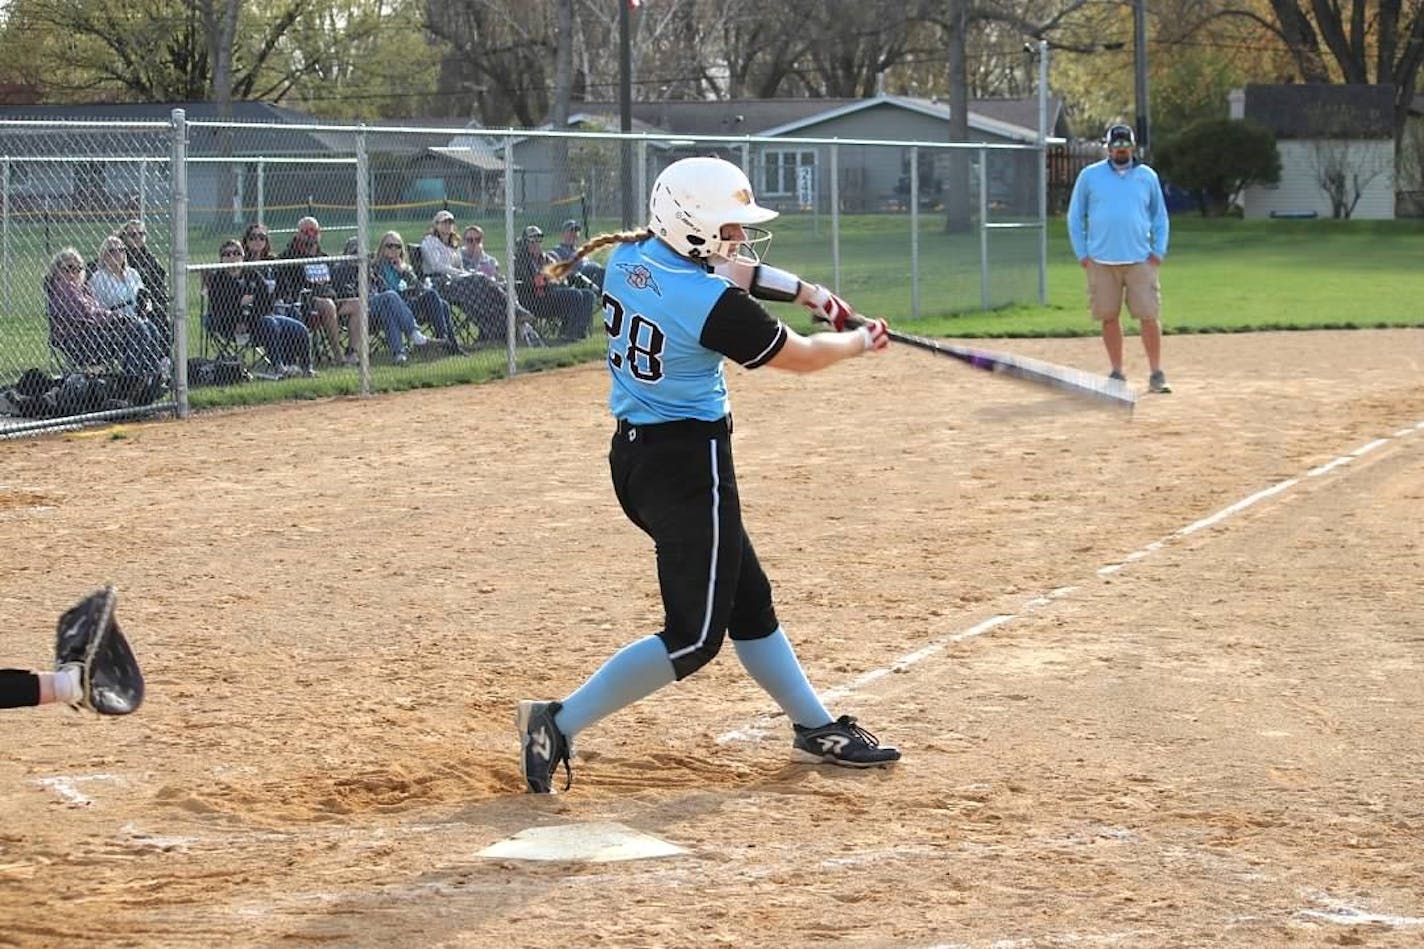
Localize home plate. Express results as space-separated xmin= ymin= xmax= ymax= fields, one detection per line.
xmin=476 ymin=822 xmax=687 ymax=863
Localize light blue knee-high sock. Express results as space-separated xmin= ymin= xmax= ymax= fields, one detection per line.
xmin=733 ymin=627 xmax=832 ymax=729
xmin=554 ymin=635 xmax=676 ymax=738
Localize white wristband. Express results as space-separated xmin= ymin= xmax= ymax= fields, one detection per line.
xmin=855 ymin=325 xmax=874 ymax=352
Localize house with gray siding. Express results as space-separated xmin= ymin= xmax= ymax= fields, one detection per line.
xmin=1228 ymin=84 xmax=1396 ymax=220
xmin=0 ymin=103 xmax=505 ymax=229
xmin=500 ymin=95 xmax=1063 ymax=215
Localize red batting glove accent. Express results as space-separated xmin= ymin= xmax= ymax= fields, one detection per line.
xmin=857 ymin=318 xmax=889 ymax=352
xmin=806 ymin=284 xmax=853 ymax=332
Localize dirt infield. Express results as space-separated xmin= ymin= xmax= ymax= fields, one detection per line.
xmin=1 ymin=329 xmax=1422 ymax=947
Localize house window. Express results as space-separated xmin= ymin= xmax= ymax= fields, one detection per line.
xmin=762 ymin=150 xmax=816 ymax=196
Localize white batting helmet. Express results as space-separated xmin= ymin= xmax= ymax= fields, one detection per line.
xmin=648 ymin=157 xmax=778 ymax=261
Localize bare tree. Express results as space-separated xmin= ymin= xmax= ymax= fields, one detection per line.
xmin=425 ymin=0 xmax=554 ymax=127
xmin=1400 ymin=120 xmax=1424 ymax=215
xmin=1217 ymin=0 xmax=1424 ymax=146
xmin=550 ymin=0 xmax=574 ymax=197
xmin=926 ymin=0 xmax=1094 ymax=231
xmin=800 ymin=0 xmax=917 ymax=97
xmin=1310 ymin=138 xmax=1391 ymax=218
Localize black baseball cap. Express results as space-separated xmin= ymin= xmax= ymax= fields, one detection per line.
xmin=561 ymin=219 xmax=581 ymax=232
xmin=1105 ymin=124 xmax=1136 ymax=148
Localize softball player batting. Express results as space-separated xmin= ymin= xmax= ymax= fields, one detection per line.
xmin=518 ymin=156 xmax=899 ymax=793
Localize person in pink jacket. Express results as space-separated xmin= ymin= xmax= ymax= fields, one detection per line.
xmin=45 ymin=247 xmax=166 ymax=374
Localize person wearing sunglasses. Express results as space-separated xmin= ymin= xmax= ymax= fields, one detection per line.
xmin=332 ymin=234 xmax=444 ymax=364
xmin=419 ymin=210 xmax=519 ymax=344
xmin=371 ymin=231 xmax=463 ymax=356
xmin=206 ymin=239 xmax=315 ymax=378
xmin=89 ymin=236 xmax=152 ymax=321
xmin=460 ymin=225 xmax=499 ymax=279
xmin=514 ymin=224 xmax=595 ymax=343
xmin=118 ymin=219 xmax=169 ymax=327
xmin=276 ymin=216 xmax=358 ymax=366
xmin=45 ymin=247 xmax=166 ymax=374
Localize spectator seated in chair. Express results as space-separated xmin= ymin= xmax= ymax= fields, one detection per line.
xmin=515 ymin=225 xmax=596 ymax=343
xmin=117 ymin=219 xmax=170 ymax=342
xmin=461 ymin=225 xmax=501 ymax=278
xmin=370 ymin=231 xmax=464 ymax=356
xmin=276 ymin=216 xmax=360 ymax=366
xmin=89 ymin=235 xmax=159 ymax=325
xmin=207 ymin=239 xmax=315 ymax=378
xmin=332 ymin=235 xmax=444 ymax=365
xmin=419 ymin=209 xmax=523 ymax=344
xmin=45 ymin=247 xmax=166 ymax=375
xmin=549 ymin=218 xmax=605 ymax=292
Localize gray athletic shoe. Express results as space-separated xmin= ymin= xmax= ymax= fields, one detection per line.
xmin=1108 ymin=369 xmax=1127 ymax=383
xmin=1148 ymin=369 xmax=1172 ymax=394
xmin=518 ymin=700 xmax=572 ymax=793
xmin=792 ymin=715 xmax=901 ymax=768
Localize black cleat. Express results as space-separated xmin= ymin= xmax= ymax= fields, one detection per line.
xmin=792 ymin=715 xmax=901 ymax=768
xmin=518 ymin=700 xmax=572 ymax=793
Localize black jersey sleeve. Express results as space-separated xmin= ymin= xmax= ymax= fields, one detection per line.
xmin=699 ymin=286 xmax=788 ymax=369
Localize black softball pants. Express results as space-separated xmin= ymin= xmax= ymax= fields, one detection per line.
xmin=609 ymin=417 xmax=779 ymax=681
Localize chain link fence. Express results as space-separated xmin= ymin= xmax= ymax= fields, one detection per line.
xmin=1 ymin=113 xmax=1047 ymax=437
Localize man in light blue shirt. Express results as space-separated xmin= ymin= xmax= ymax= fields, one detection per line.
xmin=1067 ymin=124 xmax=1172 ymax=393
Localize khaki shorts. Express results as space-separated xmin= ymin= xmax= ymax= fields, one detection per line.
xmin=1085 ymin=261 xmax=1161 ymax=322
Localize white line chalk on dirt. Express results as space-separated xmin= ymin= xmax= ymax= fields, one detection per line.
xmin=1298 ymin=891 xmax=1424 ymax=927
xmin=33 ymin=774 xmax=121 ymax=806
xmin=718 ymin=422 xmax=1422 ymax=745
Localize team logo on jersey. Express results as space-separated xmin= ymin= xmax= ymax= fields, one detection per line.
xmin=616 ymin=262 xmax=662 ymax=296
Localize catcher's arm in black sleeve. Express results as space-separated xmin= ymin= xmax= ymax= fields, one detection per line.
xmin=4 ymin=586 xmax=145 ymax=712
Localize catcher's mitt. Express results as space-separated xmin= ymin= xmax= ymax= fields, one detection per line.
xmin=54 ymin=586 xmax=144 ymax=715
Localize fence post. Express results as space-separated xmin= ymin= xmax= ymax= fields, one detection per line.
xmin=170 ymin=108 xmax=190 ymax=418
xmin=830 ymin=141 xmax=841 ymax=293
xmin=257 ymin=157 xmax=265 ymax=224
xmin=636 ymin=138 xmax=647 ymax=216
xmin=910 ymin=145 xmax=920 ymax=319
xmin=978 ymin=146 xmax=990 ymax=310
xmin=1037 ymin=39 xmax=1050 ymax=305
xmin=2 ymin=158 xmax=9 ymax=322
xmin=356 ymin=125 xmax=371 ymax=395
xmin=504 ymin=132 xmax=517 ymax=378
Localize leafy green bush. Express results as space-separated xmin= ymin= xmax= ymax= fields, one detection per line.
xmin=1156 ymin=119 xmax=1281 ymax=216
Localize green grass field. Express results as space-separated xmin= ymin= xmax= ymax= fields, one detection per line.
xmin=926 ymin=216 xmax=1424 ymax=338
xmin=4 ymin=215 xmax=1421 ymax=411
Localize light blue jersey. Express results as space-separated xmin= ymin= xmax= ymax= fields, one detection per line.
xmin=1067 ymin=159 xmax=1169 ymax=264
xmin=604 ymin=238 xmax=785 ymax=424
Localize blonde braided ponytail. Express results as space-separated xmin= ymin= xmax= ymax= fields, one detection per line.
xmin=544 ymin=228 xmax=654 ymax=282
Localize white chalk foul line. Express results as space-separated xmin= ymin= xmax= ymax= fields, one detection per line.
xmin=717 ymin=422 xmax=1421 ymax=745
xmin=33 ymin=774 xmax=121 ymax=806
xmin=1299 ymin=891 xmax=1424 ymax=927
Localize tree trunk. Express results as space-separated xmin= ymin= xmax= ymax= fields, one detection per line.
xmin=943 ymin=0 xmax=973 ymax=233
xmin=204 ymin=0 xmax=241 ymax=226
xmin=550 ymin=0 xmax=574 ymax=200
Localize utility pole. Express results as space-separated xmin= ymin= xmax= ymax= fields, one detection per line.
xmin=1133 ymin=0 xmax=1151 ymax=157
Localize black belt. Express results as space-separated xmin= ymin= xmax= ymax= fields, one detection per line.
xmin=616 ymin=416 xmax=731 ymax=443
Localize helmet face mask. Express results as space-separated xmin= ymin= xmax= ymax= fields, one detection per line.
xmin=649 ymin=157 xmax=779 ymax=262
